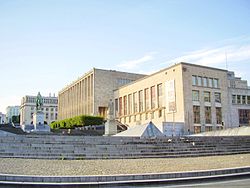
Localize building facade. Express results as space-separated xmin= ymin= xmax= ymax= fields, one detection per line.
xmin=228 ymin=71 xmax=250 ymax=127
xmin=20 ymin=95 xmax=58 ymax=125
xmin=58 ymin=68 xmax=145 ymax=120
xmin=6 ymin=106 xmax=20 ymax=123
xmin=0 ymin=112 xmax=6 ymax=124
xmin=114 ymin=62 xmax=250 ymax=135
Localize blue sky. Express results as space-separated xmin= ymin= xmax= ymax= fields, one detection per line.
xmin=0 ymin=0 xmax=250 ymax=113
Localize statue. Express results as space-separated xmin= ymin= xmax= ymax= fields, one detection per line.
xmin=36 ymin=92 xmax=43 ymax=111
xmin=105 ymin=99 xmax=117 ymax=136
xmin=107 ymin=99 xmax=114 ymax=116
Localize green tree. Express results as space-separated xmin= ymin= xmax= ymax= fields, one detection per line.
xmin=12 ymin=115 xmax=20 ymax=124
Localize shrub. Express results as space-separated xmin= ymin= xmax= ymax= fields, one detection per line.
xmin=49 ymin=115 xmax=104 ymax=129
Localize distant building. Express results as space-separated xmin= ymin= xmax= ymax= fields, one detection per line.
xmin=228 ymin=71 xmax=250 ymax=127
xmin=0 ymin=112 xmax=6 ymax=124
xmin=114 ymin=62 xmax=250 ymax=135
xmin=58 ymin=68 xmax=146 ymax=120
xmin=58 ymin=62 xmax=250 ymax=136
xmin=6 ymin=106 xmax=20 ymax=123
xmin=20 ymin=94 xmax=58 ymax=125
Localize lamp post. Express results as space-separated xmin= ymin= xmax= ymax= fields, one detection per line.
xmin=172 ymin=110 xmax=175 ymax=137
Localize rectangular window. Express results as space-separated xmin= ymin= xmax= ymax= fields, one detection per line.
xmin=115 ymin=98 xmax=118 ymax=116
xmin=157 ymin=84 xmax=163 ymax=108
xmin=145 ymin=88 xmax=150 ymax=110
xmin=158 ymin=110 xmax=162 ymax=118
xmin=215 ymin=92 xmax=221 ymax=103
xmin=204 ymin=91 xmax=211 ymax=102
xmin=139 ymin=90 xmax=143 ymax=112
xmin=239 ymin=109 xmax=250 ymax=125
xmin=216 ymin=107 xmax=222 ymax=124
xmin=213 ymin=78 xmax=219 ymax=88
xmin=205 ymin=126 xmax=213 ymax=132
xmin=128 ymin=94 xmax=132 ymax=115
xmin=133 ymin=92 xmax=138 ymax=113
xmin=192 ymin=90 xmax=199 ymax=101
xmin=208 ymin=78 xmax=213 ymax=87
xmin=242 ymin=96 xmax=246 ymax=104
xmin=197 ymin=76 xmax=202 ymax=86
xmin=124 ymin=96 xmax=127 ymax=115
xmin=205 ymin=106 xmax=211 ymax=124
xmin=151 ymin=86 xmax=156 ymax=109
xmin=192 ymin=75 xmax=197 ymax=85
xmin=119 ymin=97 xmax=123 ymax=116
xmin=232 ymin=95 xmax=236 ymax=104
xmin=193 ymin=106 xmax=200 ymax=123
xmin=248 ymin=96 xmax=250 ymax=104
xmin=237 ymin=95 xmax=241 ymax=104
xmin=194 ymin=126 xmax=201 ymax=133
xmin=203 ymin=77 xmax=208 ymax=87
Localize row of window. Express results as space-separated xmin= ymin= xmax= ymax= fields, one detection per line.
xmin=31 ymin=107 xmax=58 ymax=111
xmin=115 ymin=83 xmax=163 ymax=116
xmin=194 ymin=126 xmax=223 ymax=133
xmin=193 ymin=106 xmax=222 ymax=124
xmin=116 ymin=78 xmax=134 ymax=85
xmin=192 ymin=75 xmax=219 ymax=88
xmin=192 ymin=90 xmax=221 ymax=103
xmin=27 ymin=97 xmax=58 ymax=104
xmin=31 ymin=113 xmax=58 ymax=120
xmin=121 ymin=109 xmax=163 ymax=124
xmin=232 ymin=95 xmax=250 ymax=105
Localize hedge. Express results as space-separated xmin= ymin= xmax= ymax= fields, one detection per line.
xmin=50 ymin=115 xmax=104 ymax=129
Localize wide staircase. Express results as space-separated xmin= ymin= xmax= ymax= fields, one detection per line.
xmin=0 ymin=134 xmax=250 ymax=159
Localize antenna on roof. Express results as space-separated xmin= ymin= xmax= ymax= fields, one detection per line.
xmin=225 ymin=51 xmax=228 ymax=70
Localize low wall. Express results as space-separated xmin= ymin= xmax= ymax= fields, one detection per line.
xmin=0 ymin=167 xmax=250 ymax=186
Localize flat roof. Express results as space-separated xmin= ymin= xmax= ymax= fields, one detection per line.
xmin=115 ymin=62 xmax=228 ymax=91
xmin=59 ymin=68 xmax=146 ymax=94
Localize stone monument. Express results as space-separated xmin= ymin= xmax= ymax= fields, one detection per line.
xmin=33 ymin=92 xmax=44 ymax=129
xmin=32 ymin=92 xmax=50 ymax=133
xmin=105 ymin=99 xmax=117 ymax=136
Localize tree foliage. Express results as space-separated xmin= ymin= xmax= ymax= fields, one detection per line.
xmin=50 ymin=115 xmax=104 ymax=129
xmin=12 ymin=115 xmax=20 ymax=124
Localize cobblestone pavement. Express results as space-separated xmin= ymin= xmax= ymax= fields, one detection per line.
xmin=0 ymin=154 xmax=249 ymax=176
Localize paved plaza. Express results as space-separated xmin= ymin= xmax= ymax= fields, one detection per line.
xmin=0 ymin=154 xmax=249 ymax=176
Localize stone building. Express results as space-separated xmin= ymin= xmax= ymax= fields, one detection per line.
xmin=0 ymin=112 xmax=6 ymax=124
xmin=6 ymin=106 xmax=20 ymax=123
xmin=20 ymin=94 xmax=58 ymax=125
xmin=114 ymin=62 xmax=250 ymax=135
xmin=228 ymin=71 xmax=250 ymax=127
xmin=58 ymin=68 xmax=146 ymax=120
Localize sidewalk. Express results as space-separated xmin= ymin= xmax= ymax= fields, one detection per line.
xmin=0 ymin=153 xmax=249 ymax=176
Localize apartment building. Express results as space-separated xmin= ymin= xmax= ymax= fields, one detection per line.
xmin=20 ymin=94 xmax=58 ymax=125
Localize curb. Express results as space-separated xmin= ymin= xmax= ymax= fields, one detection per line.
xmin=0 ymin=166 xmax=250 ymax=187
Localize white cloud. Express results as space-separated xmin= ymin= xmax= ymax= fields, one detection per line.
xmin=117 ymin=52 xmax=157 ymax=70
xmin=165 ymin=36 xmax=250 ymax=67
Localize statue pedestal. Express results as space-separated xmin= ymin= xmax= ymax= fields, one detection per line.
xmin=105 ymin=115 xmax=117 ymax=136
xmin=32 ymin=111 xmax=50 ymax=133
xmin=33 ymin=111 xmax=44 ymax=129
